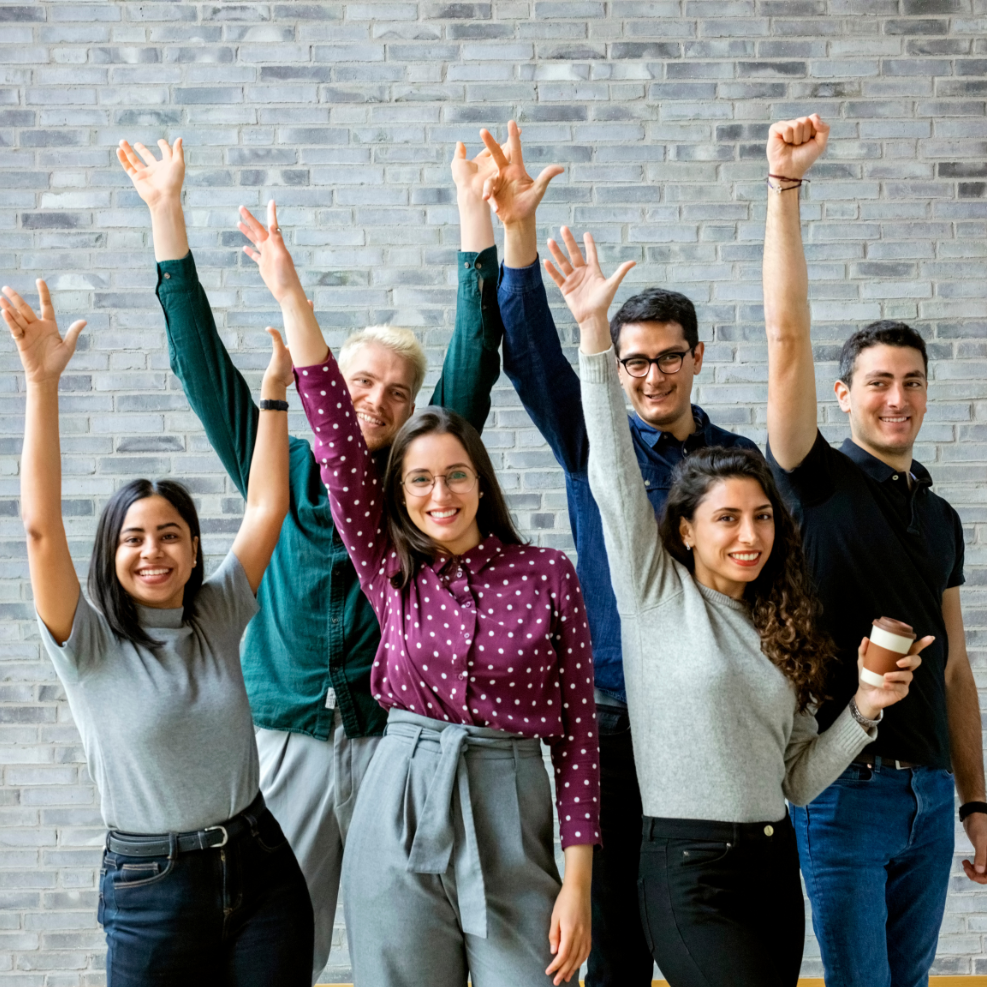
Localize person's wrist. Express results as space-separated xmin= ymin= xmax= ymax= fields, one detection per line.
xmin=147 ymin=193 xmax=182 ymax=213
xmin=261 ymin=377 xmax=288 ymax=400
xmin=278 ymin=283 xmax=307 ymax=309
xmin=851 ymin=691 xmax=881 ymax=724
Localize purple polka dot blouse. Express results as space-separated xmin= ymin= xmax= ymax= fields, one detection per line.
xmin=294 ymin=357 xmax=601 ymax=848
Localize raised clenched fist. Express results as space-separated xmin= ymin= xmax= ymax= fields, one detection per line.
xmin=766 ymin=114 xmax=830 ymax=181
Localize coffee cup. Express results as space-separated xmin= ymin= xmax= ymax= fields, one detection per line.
xmin=860 ymin=617 xmax=916 ymax=688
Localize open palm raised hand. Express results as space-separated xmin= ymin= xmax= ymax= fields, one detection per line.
xmin=239 ymin=200 xmax=303 ymax=305
xmin=451 ymin=136 xmax=508 ymax=201
xmin=479 ymin=119 xmax=564 ymax=227
xmin=117 ymin=138 xmax=185 ymax=207
xmin=1 ymin=280 xmax=86 ymax=385
xmin=543 ymin=227 xmax=636 ymax=328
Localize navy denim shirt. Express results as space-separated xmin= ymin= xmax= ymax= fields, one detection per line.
xmin=499 ymin=260 xmax=760 ymax=703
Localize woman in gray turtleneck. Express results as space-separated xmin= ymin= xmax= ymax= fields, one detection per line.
xmin=541 ymin=228 xmax=929 ymax=987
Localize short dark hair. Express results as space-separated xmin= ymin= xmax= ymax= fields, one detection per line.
xmin=608 ymin=288 xmax=699 ymax=355
xmin=838 ymin=320 xmax=928 ymax=386
xmin=658 ymin=446 xmax=832 ymax=712
xmin=383 ymin=406 xmax=525 ymax=589
xmin=88 ymin=479 xmax=204 ymax=649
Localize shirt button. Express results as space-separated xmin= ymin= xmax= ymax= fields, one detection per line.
xmin=332 ymin=617 xmax=339 ymax=623
xmin=464 ymin=261 xmax=471 ymax=268
xmin=645 ymin=480 xmax=650 ymax=486
xmin=463 ymin=601 xmax=472 ymax=609
xmin=763 ymin=824 xmax=774 ymax=837
xmin=892 ymin=475 xmax=898 ymax=481
xmin=163 ymin=273 xmax=170 ymax=279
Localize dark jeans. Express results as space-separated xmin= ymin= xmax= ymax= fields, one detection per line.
xmin=585 ymin=706 xmax=654 ymax=987
xmin=98 ymin=804 xmax=314 ymax=987
xmin=791 ymin=761 xmax=954 ymax=987
xmin=638 ymin=814 xmax=805 ymax=987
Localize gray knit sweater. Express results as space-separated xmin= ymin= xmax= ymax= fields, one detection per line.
xmin=581 ymin=348 xmax=874 ymax=822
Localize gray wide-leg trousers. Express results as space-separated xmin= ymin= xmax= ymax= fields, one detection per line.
xmin=256 ymin=717 xmax=380 ymax=986
xmin=342 ymin=709 xmax=563 ymax=987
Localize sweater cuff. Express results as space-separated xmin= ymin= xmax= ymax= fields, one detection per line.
xmin=156 ymin=251 xmax=197 ymax=292
xmin=830 ymin=703 xmax=878 ymax=752
xmin=458 ymin=245 xmax=498 ymax=284
xmin=578 ymin=346 xmax=616 ymax=384
xmin=498 ymin=256 xmax=542 ymax=294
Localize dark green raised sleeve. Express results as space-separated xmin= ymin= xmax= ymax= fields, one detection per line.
xmin=157 ymin=252 xmax=258 ymax=499
xmin=428 ymin=245 xmax=503 ymax=434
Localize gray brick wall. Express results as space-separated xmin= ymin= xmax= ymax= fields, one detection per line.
xmin=1 ymin=1 xmax=986 ymax=982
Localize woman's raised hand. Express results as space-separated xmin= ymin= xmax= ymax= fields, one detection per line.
xmin=239 ymin=200 xmax=304 ymax=305
xmin=854 ymin=633 xmax=933 ymax=720
xmin=263 ymin=327 xmax=294 ymax=389
xmin=544 ymin=227 xmax=636 ymax=329
xmin=117 ymin=138 xmax=185 ymax=207
xmin=451 ymin=136 xmax=504 ymax=201
xmin=1 ymin=280 xmax=86 ymax=385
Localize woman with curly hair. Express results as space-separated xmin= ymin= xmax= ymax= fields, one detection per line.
xmin=541 ymin=227 xmax=931 ymax=987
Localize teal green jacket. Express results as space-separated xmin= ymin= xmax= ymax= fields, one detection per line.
xmin=157 ymin=248 xmax=504 ymax=738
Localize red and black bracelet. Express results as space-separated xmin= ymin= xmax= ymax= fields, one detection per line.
xmin=766 ymin=173 xmax=810 ymax=193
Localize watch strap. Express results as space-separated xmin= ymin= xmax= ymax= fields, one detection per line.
xmin=959 ymin=801 xmax=987 ymax=822
xmin=259 ymin=399 xmax=289 ymax=412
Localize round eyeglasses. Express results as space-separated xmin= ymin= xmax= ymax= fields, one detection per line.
xmin=618 ymin=350 xmax=693 ymax=378
xmin=401 ymin=466 xmax=478 ymax=498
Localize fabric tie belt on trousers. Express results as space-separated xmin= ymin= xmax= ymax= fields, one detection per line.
xmin=385 ymin=708 xmax=543 ymax=939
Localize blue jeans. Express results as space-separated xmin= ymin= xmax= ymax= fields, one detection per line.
xmin=99 ymin=806 xmax=313 ymax=987
xmin=790 ymin=760 xmax=955 ymax=987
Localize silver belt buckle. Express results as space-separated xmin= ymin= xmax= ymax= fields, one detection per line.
xmin=204 ymin=825 xmax=228 ymax=848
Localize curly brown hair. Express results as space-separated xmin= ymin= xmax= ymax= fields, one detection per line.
xmin=658 ymin=447 xmax=831 ymax=712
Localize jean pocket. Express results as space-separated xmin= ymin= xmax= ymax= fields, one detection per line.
xmin=835 ymin=762 xmax=873 ymax=784
xmin=597 ymin=708 xmax=631 ymax=737
xmin=254 ymin=811 xmax=289 ymax=853
xmin=636 ymin=877 xmax=657 ymax=956
xmin=111 ymin=856 xmax=174 ymax=891
xmin=677 ymin=840 xmax=732 ymax=867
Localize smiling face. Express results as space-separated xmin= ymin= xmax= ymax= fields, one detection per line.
xmin=342 ymin=341 xmax=418 ymax=452
xmin=835 ymin=344 xmax=927 ymax=469
xmin=615 ymin=321 xmax=704 ymax=439
xmin=678 ymin=476 xmax=775 ymax=600
xmin=114 ymin=495 xmax=199 ymax=610
xmin=401 ymin=431 xmax=483 ymax=558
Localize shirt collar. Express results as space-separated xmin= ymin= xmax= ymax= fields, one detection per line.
xmin=632 ymin=404 xmax=711 ymax=450
xmin=839 ymin=438 xmax=932 ymax=487
xmin=135 ymin=603 xmax=185 ymax=629
xmin=427 ymin=533 xmax=504 ymax=576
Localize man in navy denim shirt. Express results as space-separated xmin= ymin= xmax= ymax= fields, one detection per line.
xmin=482 ymin=122 xmax=760 ymax=987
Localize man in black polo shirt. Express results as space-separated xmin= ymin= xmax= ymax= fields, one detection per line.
xmin=762 ymin=113 xmax=987 ymax=987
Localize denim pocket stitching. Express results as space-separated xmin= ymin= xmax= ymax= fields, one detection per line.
xmin=679 ymin=841 xmax=732 ymax=867
xmin=111 ymin=857 xmax=174 ymax=890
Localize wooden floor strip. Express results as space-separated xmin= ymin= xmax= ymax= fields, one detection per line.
xmin=319 ymin=979 xmax=987 ymax=986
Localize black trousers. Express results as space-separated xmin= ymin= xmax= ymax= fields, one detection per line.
xmin=585 ymin=707 xmax=654 ymax=987
xmin=638 ymin=814 xmax=805 ymax=987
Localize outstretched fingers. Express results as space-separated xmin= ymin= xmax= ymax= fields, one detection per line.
xmin=1 ymin=285 xmax=36 ymax=323
xmin=132 ymin=141 xmax=158 ymax=167
xmin=558 ymin=226 xmax=586 ymax=267
xmin=267 ymin=199 xmax=281 ymax=238
xmin=479 ymin=127 xmax=510 ymax=170
xmin=116 ymin=140 xmax=143 ymax=174
xmin=238 ymin=205 xmax=267 ymax=247
xmin=546 ymin=237 xmax=575 ymax=277
xmin=36 ymin=279 xmax=55 ymax=322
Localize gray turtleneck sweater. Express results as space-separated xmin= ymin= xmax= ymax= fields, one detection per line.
xmin=580 ymin=348 xmax=874 ymax=823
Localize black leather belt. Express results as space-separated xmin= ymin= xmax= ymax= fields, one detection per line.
xmin=106 ymin=792 xmax=265 ymax=857
xmin=853 ymin=753 xmax=921 ymax=770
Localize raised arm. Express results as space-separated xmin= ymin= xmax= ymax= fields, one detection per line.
xmin=229 ymin=329 xmax=291 ymax=593
xmin=293 ymin=353 xmax=391 ymax=608
xmin=121 ymin=137 xmax=260 ymax=498
xmin=427 ymin=138 xmax=504 ymax=432
xmin=240 ymin=200 xmax=329 ymax=369
xmin=481 ymin=122 xmax=588 ymax=474
xmin=763 ymin=114 xmax=830 ymax=470
xmin=545 ymin=229 xmax=669 ymax=608
xmin=2 ymin=281 xmax=86 ymax=645
xmin=118 ymin=138 xmax=189 ymax=262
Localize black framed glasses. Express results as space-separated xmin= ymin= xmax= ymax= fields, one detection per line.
xmin=401 ymin=466 xmax=478 ymax=498
xmin=618 ymin=350 xmax=693 ymax=378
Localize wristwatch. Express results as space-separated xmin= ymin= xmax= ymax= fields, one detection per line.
xmin=849 ymin=696 xmax=883 ymax=730
xmin=959 ymin=802 xmax=987 ymax=823
xmin=259 ymin=399 xmax=289 ymax=412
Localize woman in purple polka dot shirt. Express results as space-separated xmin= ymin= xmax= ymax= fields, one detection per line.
xmin=294 ymin=347 xmax=600 ymax=986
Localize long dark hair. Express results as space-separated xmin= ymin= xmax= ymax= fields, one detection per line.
xmin=658 ymin=447 xmax=831 ymax=711
xmin=383 ymin=407 xmax=524 ymax=589
xmin=88 ymin=479 xmax=204 ymax=649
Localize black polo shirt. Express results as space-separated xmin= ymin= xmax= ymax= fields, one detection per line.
xmin=768 ymin=431 xmax=964 ymax=770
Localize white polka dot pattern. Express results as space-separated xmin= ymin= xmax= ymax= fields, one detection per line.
xmin=294 ymin=357 xmax=601 ymax=848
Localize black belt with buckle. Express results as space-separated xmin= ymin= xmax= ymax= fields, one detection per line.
xmin=106 ymin=792 xmax=265 ymax=858
xmin=853 ymin=753 xmax=921 ymax=771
